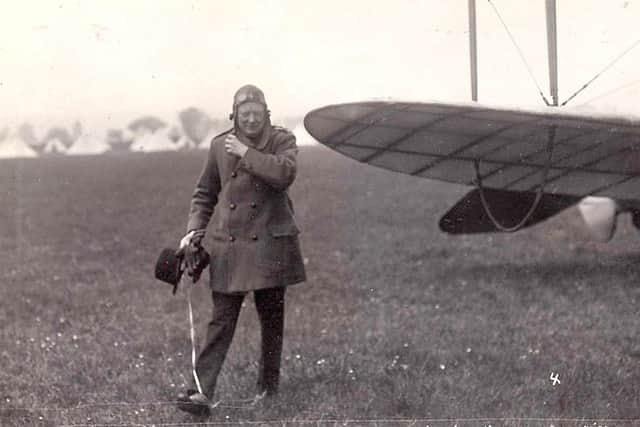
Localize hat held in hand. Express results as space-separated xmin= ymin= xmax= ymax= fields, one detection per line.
xmin=154 ymin=248 xmax=184 ymax=294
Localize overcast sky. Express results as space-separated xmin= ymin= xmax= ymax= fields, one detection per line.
xmin=1 ymin=0 xmax=639 ymax=134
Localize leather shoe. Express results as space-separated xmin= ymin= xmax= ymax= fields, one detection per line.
xmin=176 ymin=389 xmax=210 ymax=416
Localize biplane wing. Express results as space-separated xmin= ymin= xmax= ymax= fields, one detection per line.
xmin=303 ymin=101 xmax=640 ymax=235
xmin=303 ymin=1 xmax=640 ymax=238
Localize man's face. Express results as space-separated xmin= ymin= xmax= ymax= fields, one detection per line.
xmin=236 ymin=102 xmax=267 ymax=137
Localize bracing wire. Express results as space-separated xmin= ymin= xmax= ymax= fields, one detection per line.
xmin=561 ymin=38 xmax=640 ymax=106
xmin=577 ymin=78 xmax=640 ymax=106
xmin=486 ymin=0 xmax=552 ymax=106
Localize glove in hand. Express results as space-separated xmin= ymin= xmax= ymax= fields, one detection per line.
xmin=175 ymin=234 xmax=210 ymax=283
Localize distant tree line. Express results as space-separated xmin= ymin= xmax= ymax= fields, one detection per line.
xmin=1 ymin=107 xmax=303 ymax=155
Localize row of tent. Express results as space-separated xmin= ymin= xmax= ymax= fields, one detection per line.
xmin=0 ymin=124 xmax=316 ymax=159
xmin=0 ymin=127 xmax=202 ymax=159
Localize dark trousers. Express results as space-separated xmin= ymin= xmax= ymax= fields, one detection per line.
xmin=194 ymin=286 xmax=285 ymax=398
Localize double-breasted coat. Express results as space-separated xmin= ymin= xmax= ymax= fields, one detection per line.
xmin=187 ymin=122 xmax=306 ymax=293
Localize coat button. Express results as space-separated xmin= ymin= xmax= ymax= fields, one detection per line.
xmin=229 ymin=235 xmax=235 ymax=242
xmin=250 ymin=202 xmax=257 ymax=208
xmin=251 ymin=234 xmax=258 ymax=241
xmin=230 ymin=203 xmax=236 ymax=210
xmin=231 ymin=171 xmax=237 ymax=178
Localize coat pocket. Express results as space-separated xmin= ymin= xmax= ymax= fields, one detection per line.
xmin=257 ymin=223 xmax=301 ymax=275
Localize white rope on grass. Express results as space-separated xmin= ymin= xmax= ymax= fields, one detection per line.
xmin=184 ymin=275 xmax=266 ymax=411
xmin=3 ymin=276 xmax=266 ymax=415
xmin=185 ymin=275 xmax=204 ymax=396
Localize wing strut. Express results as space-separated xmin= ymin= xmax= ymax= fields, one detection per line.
xmin=473 ymin=126 xmax=557 ymax=232
xmin=545 ymin=0 xmax=559 ymax=106
xmin=471 ymin=0 xmax=559 ymax=232
xmin=468 ymin=0 xmax=478 ymax=101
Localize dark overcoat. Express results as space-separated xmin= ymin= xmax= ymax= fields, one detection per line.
xmin=187 ymin=123 xmax=306 ymax=293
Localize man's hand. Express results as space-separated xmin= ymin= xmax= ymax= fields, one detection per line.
xmin=176 ymin=231 xmax=209 ymax=283
xmin=224 ymin=134 xmax=248 ymax=158
xmin=183 ymin=237 xmax=203 ymax=277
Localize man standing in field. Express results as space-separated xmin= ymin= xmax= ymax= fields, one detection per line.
xmin=177 ymin=84 xmax=306 ymax=415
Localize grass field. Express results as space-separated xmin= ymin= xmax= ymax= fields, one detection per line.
xmin=0 ymin=147 xmax=639 ymax=426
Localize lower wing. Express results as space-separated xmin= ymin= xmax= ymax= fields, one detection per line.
xmin=305 ymin=101 xmax=640 ymax=237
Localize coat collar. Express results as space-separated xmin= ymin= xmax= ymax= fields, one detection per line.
xmin=234 ymin=118 xmax=272 ymax=151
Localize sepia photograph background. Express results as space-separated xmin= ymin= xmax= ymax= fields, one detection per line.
xmin=1 ymin=1 xmax=639 ymax=425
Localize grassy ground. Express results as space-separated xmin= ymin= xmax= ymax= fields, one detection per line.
xmin=0 ymin=147 xmax=639 ymax=426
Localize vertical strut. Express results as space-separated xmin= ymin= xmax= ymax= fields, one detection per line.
xmin=468 ymin=0 xmax=478 ymax=101
xmin=545 ymin=0 xmax=559 ymax=106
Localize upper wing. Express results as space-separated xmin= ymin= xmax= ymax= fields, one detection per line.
xmin=304 ymin=101 xmax=640 ymax=200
